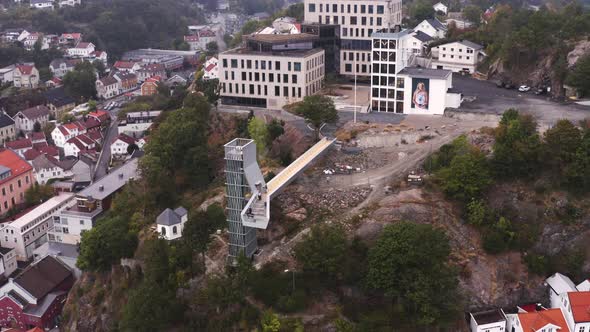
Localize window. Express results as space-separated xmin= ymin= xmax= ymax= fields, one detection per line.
xmin=319 ymin=3 xmax=322 ymax=12
xmin=242 ymin=72 xmax=246 ymax=80
xmin=343 ymin=28 xmax=348 ymax=37
xmin=80 ymin=220 xmax=84 ymax=225
xmin=377 ymin=5 xmax=384 ymax=13
xmin=294 ymin=62 xmax=301 ymax=71
xmin=230 ymin=59 xmax=237 ymax=68
xmin=222 ymin=59 xmax=227 ymax=67
xmin=361 ymin=4 xmax=365 ymax=13
xmin=247 ymin=60 xmax=252 ymax=69
xmin=269 ymin=73 xmax=274 ymax=82
xmin=361 ymin=17 xmax=366 ymax=25
xmin=368 ymin=5 xmax=373 ymax=13
xmin=288 ymin=62 xmax=292 ymax=71
xmin=377 ymin=17 xmax=382 ymax=25
xmin=63 ymin=227 xmax=69 ymax=234
xmin=249 ymin=84 xmax=254 ymax=94
xmin=173 ymin=226 xmax=178 ymax=234
xmin=261 ymin=61 xmax=266 ymax=70
xmin=373 ymin=63 xmax=379 ymax=73
xmin=275 ymin=86 xmax=280 ymax=96
xmin=372 ymin=88 xmax=379 ymax=97
xmin=283 ymin=86 xmax=288 ymax=97
xmin=350 ymin=16 xmax=357 ymax=25
xmin=345 ymin=64 xmax=352 ymax=72
xmin=308 ymin=3 xmax=315 ymax=12
xmin=283 ymin=74 xmax=288 ymax=83
xmin=275 ymin=61 xmax=281 ymax=70
xmin=161 ymin=227 xmax=166 ymax=235
xmin=17 ymin=180 xmax=21 ymax=188
xmin=292 ymin=75 xmax=297 ymax=84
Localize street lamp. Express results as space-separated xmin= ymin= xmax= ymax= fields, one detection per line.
xmin=284 ymin=269 xmax=295 ymax=293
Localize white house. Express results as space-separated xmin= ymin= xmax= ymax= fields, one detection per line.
xmin=0 ymin=65 xmax=15 ymax=84
xmin=13 ymin=64 xmax=39 ymax=88
xmin=414 ymin=18 xmax=447 ymax=39
xmin=49 ymin=58 xmax=78 ymax=78
xmin=111 ymin=133 xmax=136 ymax=156
xmin=14 ymin=105 xmax=50 ymax=132
xmin=89 ymin=50 xmax=108 ymax=65
xmin=67 ymin=42 xmax=95 ymax=57
xmin=32 ymin=154 xmax=72 ymax=184
xmin=431 ymin=40 xmax=485 ymax=74
xmin=406 ymin=30 xmax=434 ymax=56
xmin=0 ymin=194 xmax=73 ymax=261
xmin=0 ymin=247 xmax=17 ymax=278
xmin=96 ymin=76 xmax=120 ymax=99
xmin=546 ymin=273 xmax=579 ymax=308
xmin=63 ymin=134 xmax=95 ymax=157
xmin=30 ymin=0 xmax=53 ymax=9
xmin=506 ymin=308 xmax=570 ymax=332
xmin=433 ymin=2 xmax=448 ymax=14
xmin=51 ymin=121 xmax=86 ymax=148
xmin=555 ymin=292 xmax=590 ymax=332
xmin=203 ymin=56 xmax=219 ymax=81
xmin=156 ymin=207 xmax=188 ymax=241
xmin=469 ymin=309 xmax=507 ymax=332
xmin=114 ymin=61 xmax=142 ymax=73
xmin=58 ymin=0 xmax=81 ymax=7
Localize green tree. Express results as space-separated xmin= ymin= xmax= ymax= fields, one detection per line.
xmin=566 ymin=54 xmax=590 ymax=97
xmin=492 ymin=110 xmax=541 ymax=178
xmin=182 ymin=210 xmax=216 ymax=268
xmin=294 ymin=95 xmax=338 ymax=140
xmin=285 ymin=3 xmax=304 ymax=21
xmin=543 ymin=119 xmax=581 ymax=174
xmin=38 ymin=67 xmax=52 ymax=82
xmin=62 ymin=61 xmax=97 ymax=101
xmin=206 ymin=41 xmax=219 ymax=55
xmin=463 ymin=5 xmax=482 ymax=26
xmin=33 ymin=121 xmax=41 ymax=132
xmin=366 ymin=222 xmax=460 ymax=325
xmin=293 ymin=223 xmax=347 ymax=280
xmin=266 ymin=118 xmax=285 ymax=145
xmin=248 ymin=117 xmax=269 ymax=154
xmin=437 ymin=149 xmax=492 ymax=202
xmin=24 ymin=184 xmax=53 ymax=206
xmin=261 ymin=310 xmax=281 ymax=332
xmin=565 ymin=128 xmax=590 ymax=192
xmin=466 ymin=199 xmax=488 ymax=226
xmin=410 ymin=0 xmax=435 ymax=24
xmin=87 ymin=99 xmax=97 ymax=112
xmin=92 ymin=60 xmax=106 ymax=77
xmin=77 ymin=216 xmax=138 ymax=271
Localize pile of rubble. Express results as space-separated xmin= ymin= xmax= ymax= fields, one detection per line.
xmin=276 ymin=186 xmax=372 ymax=218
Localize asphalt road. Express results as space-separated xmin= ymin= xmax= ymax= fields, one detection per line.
xmin=93 ymin=97 xmax=126 ymax=180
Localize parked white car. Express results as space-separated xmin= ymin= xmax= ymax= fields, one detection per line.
xmin=518 ymin=85 xmax=531 ymax=92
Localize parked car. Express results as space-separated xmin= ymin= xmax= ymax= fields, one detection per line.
xmin=519 ymin=85 xmax=531 ymax=92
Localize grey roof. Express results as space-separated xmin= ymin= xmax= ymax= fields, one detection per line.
xmin=398 ymin=66 xmax=452 ymax=79
xmin=157 ymin=208 xmax=181 ymax=226
xmin=79 ymin=158 xmax=138 ymax=200
xmin=426 ymin=18 xmax=447 ymax=31
xmin=0 ymin=112 xmax=14 ymax=128
xmin=174 ymin=206 xmax=187 ymax=217
xmin=471 ymin=309 xmax=506 ymax=325
xmin=413 ymin=30 xmax=434 ymax=42
xmin=0 ymin=246 xmax=13 ymax=255
xmin=99 ymin=76 xmax=118 ymax=86
xmin=371 ymin=28 xmax=413 ymax=39
xmin=456 ymin=40 xmax=483 ymax=50
xmin=31 ymin=154 xmax=60 ymax=172
xmin=44 ymin=87 xmax=75 ymax=108
xmin=18 ymin=105 xmax=50 ymax=120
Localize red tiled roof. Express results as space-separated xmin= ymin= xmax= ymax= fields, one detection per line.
xmin=28 ymin=132 xmax=46 ymax=141
xmin=205 ymin=63 xmax=216 ymax=72
xmin=90 ymin=50 xmax=104 ymax=57
xmin=115 ymin=133 xmax=136 ymax=145
xmin=87 ymin=130 xmax=102 ymax=141
xmin=37 ymin=145 xmax=58 ymax=157
xmin=569 ymin=292 xmax=590 ymax=323
xmin=60 ymin=33 xmax=81 ymax=39
xmin=518 ymin=308 xmax=570 ymax=332
xmin=58 ymin=125 xmax=69 ymax=136
xmin=77 ymin=134 xmax=94 ymax=145
xmin=0 ymin=148 xmax=33 ymax=185
xmin=16 ymin=65 xmax=35 ymax=75
xmin=114 ymin=61 xmax=136 ymax=69
xmin=66 ymin=137 xmax=84 ymax=150
xmin=5 ymin=138 xmax=32 ymax=150
xmin=23 ymin=148 xmax=42 ymax=161
xmin=74 ymin=42 xmax=92 ymax=49
xmin=82 ymin=117 xmax=101 ymax=130
xmin=88 ymin=110 xmax=109 ymax=122
xmin=199 ymin=29 xmax=216 ymax=37
xmin=32 ymin=142 xmax=48 ymax=150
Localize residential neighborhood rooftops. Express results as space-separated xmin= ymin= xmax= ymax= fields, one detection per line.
xmin=115 ymin=133 xmax=136 ymax=145
xmin=114 ymin=60 xmax=137 ymax=69
xmin=568 ymin=292 xmax=590 ymax=322
xmin=44 ymin=87 xmax=76 ymax=107
xmin=398 ymin=66 xmax=452 ymax=79
xmin=99 ymin=76 xmax=118 ymax=86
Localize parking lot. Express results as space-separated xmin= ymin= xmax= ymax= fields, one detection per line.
xmin=453 ymin=75 xmax=590 ymax=126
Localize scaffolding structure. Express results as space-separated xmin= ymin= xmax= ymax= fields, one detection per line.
xmin=224 ymin=138 xmax=258 ymax=259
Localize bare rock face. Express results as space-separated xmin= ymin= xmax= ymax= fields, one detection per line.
xmin=285 ymin=207 xmax=308 ymax=221
xmin=361 ymin=187 xmax=546 ymax=310
xmin=567 ymin=40 xmax=590 ymax=67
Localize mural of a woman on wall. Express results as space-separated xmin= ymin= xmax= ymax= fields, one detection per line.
xmin=412 ymin=81 xmax=429 ymax=109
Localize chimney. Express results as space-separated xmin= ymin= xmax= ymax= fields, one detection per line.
xmin=536 ymin=303 xmax=542 ymax=311
xmin=118 ymin=173 xmax=124 ymax=179
xmin=99 ymin=185 xmax=104 ymax=191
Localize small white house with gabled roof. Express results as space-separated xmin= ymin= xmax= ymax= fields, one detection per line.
xmin=156 ymin=207 xmax=188 ymax=240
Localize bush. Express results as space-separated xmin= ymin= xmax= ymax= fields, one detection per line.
xmin=277 ymin=289 xmax=307 ymax=313
xmin=524 ymin=254 xmax=551 ymax=276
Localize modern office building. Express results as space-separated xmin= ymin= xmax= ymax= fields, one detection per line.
xmin=370 ymin=29 xmax=462 ymax=114
xmin=300 ymin=23 xmax=341 ymax=74
xmin=304 ymin=0 xmax=403 ymax=78
xmin=219 ymin=33 xmax=325 ymax=109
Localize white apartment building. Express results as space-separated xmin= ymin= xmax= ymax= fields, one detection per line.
xmin=67 ymin=42 xmax=95 ymax=57
xmin=0 ymin=247 xmax=17 ymax=278
xmin=304 ymin=0 xmax=402 ymax=77
xmin=219 ymin=34 xmax=325 ymax=110
xmin=431 ymin=40 xmax=485 ymax=74
xmin=370 ymin=29 xmax=462 ymax=115
xmin=0 ymin=194 xmax=73 ymax=261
